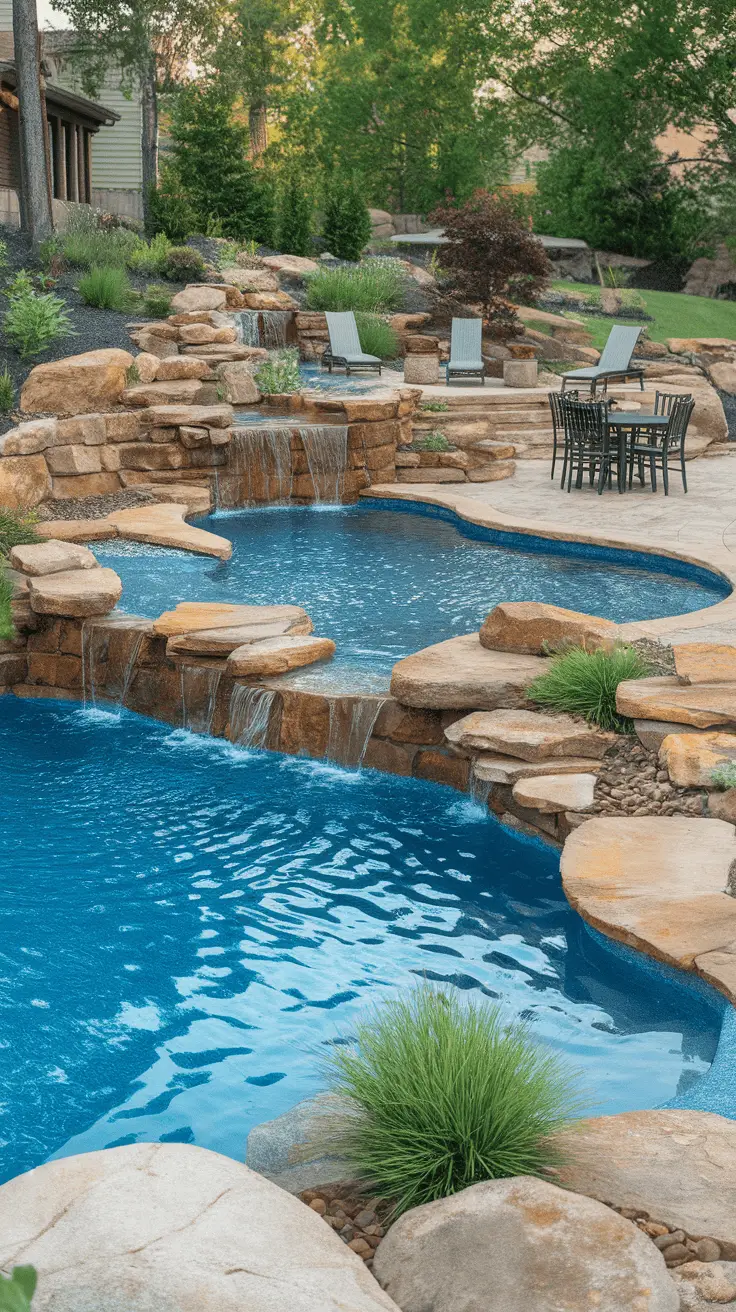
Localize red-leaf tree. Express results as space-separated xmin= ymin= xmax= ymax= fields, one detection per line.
xmin=430 ymin=190 xmax=551 ymax=327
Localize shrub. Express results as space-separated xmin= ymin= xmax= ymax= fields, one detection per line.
xmin=142 ymin=283 xmax=173 ymax=318
xmin=78 ymin=265 xmax=136 ymax=311
xmin=3 ymin=285 xmax=76 ymax=358
xmin=278 ymin=175 xmax=314 ymax=256
xmin=0 ymin=239 xmax=9 ymax=273
xmin=254 ymin=348 xmax=301 ymax=394
xmin=321 ymin=985 xmax=582 ymax=1216
xmin=710 ymin=763 xmax=736 ymax=791
xmin=0 ymin=1265 xmax=36 ymax=1312
xmin=430 ymin=190 xmax=551 ymax=327
xmin=0 ymin=505 xmax=40 ymax=556
xmin=126 ymin=232 xmax=172 ymax=277
xmin=527 ymin=644 xmax=650 ymax=732
xmin=147 ymin=174 xmax=199 ymax=242
xmin=322 ymin=176 xmax=372 ymax=261
xmin=305 ymin=262 xmax=405 ymax=313
xmin=163 ymin=245 xmax=207 ymax=282
xmin=421 ymin=400 xmax=449 ymax=412
xmin=0 ymin=365 xmax=14 ymax=411
xmin=216 ymin=240 xmax=240 ymax=270
xmin=355 ymin=312 xmax=398 ymax=359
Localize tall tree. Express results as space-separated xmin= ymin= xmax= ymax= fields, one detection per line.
xmin=213 ymin=0 xmax=310 ymax=158
xmin=13 ymin=0 xmax=53 ymax=241
xmin=49 ymin=0 xmax=223 ymax=228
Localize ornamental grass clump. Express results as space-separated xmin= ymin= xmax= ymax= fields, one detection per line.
xmin=355 ymin=312 xmax=398 ymax=359
xmin=527 ymin=643 xmax=650 ymax=732
xmin=320 ymin=986 xmax=583 ymax=1217
xmin=78 ymin=265 xmax=135 ymax=311
xmin=305 ymin=261 xmax=405 ymax=313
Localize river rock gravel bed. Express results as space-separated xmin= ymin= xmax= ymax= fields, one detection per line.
xmin=37 ymin=489 xmax=157 ymax=520
xmin=592 ymin=737 xmax=706 ymax=819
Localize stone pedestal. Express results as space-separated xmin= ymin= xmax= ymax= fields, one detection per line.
xmin=503 ymin=359 xmax=538 ymax=388
xmin=404 ymin=353 xmax=440 ymax=385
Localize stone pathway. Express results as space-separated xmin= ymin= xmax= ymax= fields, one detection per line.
xmin=370 ymin=451 xmax=736 ymax=645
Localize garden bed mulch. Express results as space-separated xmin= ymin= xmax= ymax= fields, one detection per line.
xmin=36 ymin=489 xmax=156 ymax=521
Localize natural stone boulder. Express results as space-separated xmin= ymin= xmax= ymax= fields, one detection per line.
xmin=228 ymin=635 xmax=336 ymax=676
xmin=372 ymin=1176 xmax=677 ymax=1312
xmin=560 ymin=816 xmax=736 ymax=993
xmin=9 ymin=540 xmax=97 ymax=576
xmin=674 ymin=1261 xmax=736 ymax=1310
xmin=390 ymin=634 xmax=547 ymax=710
xmin=168 ymin=616 xmax=313 ymax=656
xmin=480 ymin=601 xmax=617 ymax=655
xmin=20 ymin=348 xmax=134 ymax=415
xmin=674 ymin=643 xmax=736 ymax=685
xmin=218 ymin=362 xmax=261 ymax=404
xmin=170 ymin=284 xmax=228 ymax=313
xmin=154 ymin=601 xmax=311 ymax=638
xmin=617 ymin=676 xmax=736 ymax=728
xmin=473 ymin=754 xmax=603 ymax=784
xmin=45 ymin=444 xmax=102 ymax=475
xmin=123 ymin=378 xmax=215 ymax=407
xmin=708 ymin=789 xmax=736 ymax=823
xmin=262 ymin=253 xmax=320 ymax=277
xmin=0 ymin=453 xmax=50 ymax=507
xmin=218 ymin=265 xmax=279 ymax=292
xmin=512 ymin=772 xmax=596 ymax=813
xmin=138 ymin=403 xmax=233 ymax=429
xmin=155 ymin=357 xmax=214 ymax=381
xmin=28 ymin=566 xmax=122 ymax=617
xmin=244 ymin=290 xmax=298 ymax=310
xmin=708 ymin=362 xmax=736 ymax=394
xmin=556 ymin=1109 xmax=736 ymax=1256
xmin=246 ymin=1092 xmax=355 ymax=1192
xmin=659 ymin=731 xmax=736 ymax=787
xmin=445 ymin=709 xmax=615 ymax=761
xmin=0 ymin=417 xmax=58 ymax=454
xmin=0 ymin=1143 xmax=399 ymax=1312
xmin=133 ymin=351 xmax=160 ymax=383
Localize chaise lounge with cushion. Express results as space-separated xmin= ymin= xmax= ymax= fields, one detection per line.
xmin=321 ymin=311 xmax=383 ymax=376
xmin=560 ymin=324 xmax=644 ymax=396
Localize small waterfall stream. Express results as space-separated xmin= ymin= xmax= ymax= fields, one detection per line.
xmin=180 ymin=666 xmax=222 ymax=735
xmin=468 ymin=764 xmax=491 ymax=811
xmin=326 ymin=696 xmax=385 ymax=769
xmin=81 ymin=622 xmax=145 ymax=712
xmin=235 ymin=310 xmax=291 ymax=349
xmin=300 ymin=426 xmax=349 ymax=504
xmin=218 ymin=427 xmax=294 ymax=507
xmin=228 ymin=685 xmax=276 ymax=749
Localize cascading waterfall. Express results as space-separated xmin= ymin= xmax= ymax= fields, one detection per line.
xmin=300 ymin=426 xmax=349 ymax=504
xmin=326 ymin=696 xmax=386 ymax=770
xmin=118 ymin=631 xmax=144 ymax=709
xmin=180 ymin=666 xmax=222 ymax=735
xmin=228 ymin=684 xmax=276 ymax=749
xmin=468 ymin=765 xmax=491 ymax=811
xmin=234 ymin=310 xmax=291 ymax=349
xmin=217 ymin=427 xmax=294 ymax=508
xmin=81 ymin=620 xmax=107 ymax=707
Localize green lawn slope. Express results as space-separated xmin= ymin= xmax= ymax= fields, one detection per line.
xmin=551 ymin=280 xmax=736 ymax=347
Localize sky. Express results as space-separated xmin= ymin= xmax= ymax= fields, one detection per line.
xmin=38 ymin=0 xmax=69 ymax=27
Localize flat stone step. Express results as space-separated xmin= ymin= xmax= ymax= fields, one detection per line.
xmin=617 ymin=676 xmax=736 ymax=729
xmin=659 ymin=731 xmax=736 ymax=787
xmin=153 ymin=601 xmax=311 ymax=638
xmin=445 ymin=709 xmax=616 ymax=761
xmin=389 ymin=634 xmax=547 ymax=710
xmin=28 ymin=566 xmax=122 ymax=618
xmin=473 ymin=754 xmax=604 ymax=784
xmin=228 ymin=635 xmax=335 ymax=676
xmin=512 ymin=772 xmax=597 ymax=813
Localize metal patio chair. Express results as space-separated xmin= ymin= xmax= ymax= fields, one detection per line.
xmin=560 ymin=324 xmax=644 ymax=396
xmin=446 ymin=318 xmax=484 ymax=384
xmin=548 ymin=388 xmax=578 ymax=484
xmin=322 ymin=312 xmax=383 ymax=376
xmin=628 ymin=394 xmax=695 ymax=494
xmin=564 ymin=397 xmax=619 ymax=494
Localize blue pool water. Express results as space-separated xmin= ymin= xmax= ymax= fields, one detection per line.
xmin=0 ymin=698 xmax=725 ymax=1185
xmin=95 ymin=501 xmax=728 ymax=684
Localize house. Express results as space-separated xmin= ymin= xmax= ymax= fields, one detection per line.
xmin=0 ymin=5 xmax=145 ymax=224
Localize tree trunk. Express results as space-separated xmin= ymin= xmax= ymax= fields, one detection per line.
xmin=12 ymin=0 xmax=52 ymax=242
xmin=249 ymin=103 xmax=268 ymax=158
xmin=140 ymin=53 xmax=158 ymax=232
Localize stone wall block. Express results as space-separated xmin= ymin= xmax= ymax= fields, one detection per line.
xmin=413 ymin=749 xmax=471 ymax=792
xmin=27 ymin=651 xmax=82 ymax=688
xmin=373 ymin=701 xmax=445 ymax=744
xmin=104 ymin=412 xmax=142 ymax=443
xmin=275 ymin=689 xmax=329 ymax=757
xmin=371 ymin=465 xmax=397 ymax=483
xmin=51 ymin=473 xmax=122 ymax=499
xmin=0 ymin=454 xmax=51 ymax=507
xmin=362 ymin=737 xmax=417 ymax=775
xmin=365 ymin=442 xmax=398 ymax=471
xmin=27 ymin=620 xmax=62 ymax=653
xmin=117 ymin=443 xmax=186 ymax=471
xmin=100 ymin=448 xmax=121 ymax=472
xmin=0 ymin=652 xmax=27 ymax=684
xmin=57 ymin=414 xmax=107 ymax=446
xmin=0 ymin=419 xmax=58 ymax=455
xmin=45 ymin=445 xmax=103 ymax=476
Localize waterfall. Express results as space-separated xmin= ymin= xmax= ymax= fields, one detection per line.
xmin=234 ymin=310 xmax=291 ymax=349
xmin=235 ymin=310 xmax=261 ymax=347
xmin=469 ymin=765 xmax=491 ymax=811
xmin=81 ymin=620 xmax=108 ymax=707
xmin=326 ymin=696 xmax=385 ymax=769
xmin=300 ymin=426 xmax=349 ymax=504
xmin=218 ymin=427 xmax=294 ymax=508
xmin=228 ymin=684 xmax=276 ymax=749
xmin=180 ymin=665 xmax=222 ymax=735
xmin=119 ymin=631 xmax=144 ymax=709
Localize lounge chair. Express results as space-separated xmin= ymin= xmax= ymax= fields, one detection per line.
xmin=322 ymin=312 xmax=382 ymax=376
xmin=446 ymin=318 xmax=484 ymax=384
xmin=560 ymin=324 xmax=644 ymax=396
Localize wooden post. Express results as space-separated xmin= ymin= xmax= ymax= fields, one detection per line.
xmin=12 ymin=0 xmax=53 ymax=240
xmin=55 ymin=115 xmax=66 ymax=199
xmin=76 ymin=123 xmax=84 ymax=204
xmin=68 ymin=122 xmax=78 ymax=201
xmin=84 ymin=129 xmax=92 ymax=203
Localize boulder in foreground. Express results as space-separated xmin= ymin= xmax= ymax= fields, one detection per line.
xmin=480 ymin=601 xmax=617 ymax=655
xmin=445 ymin=708 xmax=616 ymax=761
xmin=20 ymin=349 xmax=134 ymax=415
xmin=28 ymin=566 xmax=122 ymax=617
xmin=390 ymin=634 xmax=547 ymax=710
xmin=228 ymin=635 xmax=336 ymax=675
xmin=372 ymin=1176 xmax=678 ymax=1312
xmin=0 ymin=1142 xmax=398 ymax=1312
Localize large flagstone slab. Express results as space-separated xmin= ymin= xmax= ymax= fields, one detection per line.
xmin=512 ymin=772 xmax=596 ymax=813
xmin=390 ymin=634 xmax=547 ymax=710
xmin=445 ymin=709 xmax=615 ymax=761
xmin=617 ymin=676 xmax=736 ymax=728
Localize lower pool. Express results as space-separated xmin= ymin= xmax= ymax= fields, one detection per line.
xmin=95 ymin=501 xmax=729 ymax=684
xmin=0 ymin=698 xmax=725 ymax=1185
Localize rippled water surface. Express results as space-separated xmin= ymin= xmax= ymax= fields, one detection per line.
xmin=95 ymin=502 xmax=727 ymax=681
xmin=0 ymin=698 xmax=722 ymax=1184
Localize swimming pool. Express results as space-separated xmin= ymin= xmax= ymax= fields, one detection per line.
xmin=95 ymin=500 xmax=729 ymax=684
xmin=0 ymin=697 xmax=725 ymax=1185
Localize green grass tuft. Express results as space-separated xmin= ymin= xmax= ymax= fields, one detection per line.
xmin=0 ymin=567 xmax=14 ymax=640
xmin=527 ymin=644 xmax=650 ymax=732
xmin=142 ymin=283 xmax=174 ymax=318
xmin=0 ymin=506 xmax=41 ymax=556
xmin=0 ymin=365 xmax=14 ymax=412
xmin=411 ymin=431 xmax=453 ymax=452
xmin=355 ymin=311 xmax=398 ymax=359
xmin=710 ymin=763 xmax=736 ymax=791
xmin=78 ymin=266 xmax=136 ymax=311
xmin=420 ymin=400 xmax=449 ymax=413
xmin=254 ymin=348 xmax=301 ymax=394
xmin=305 ymin=261 xmax=405 ymax=313
xmin=320 ymin=984 xmax=583 ymax=1217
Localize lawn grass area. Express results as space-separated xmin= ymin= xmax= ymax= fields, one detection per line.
xmin=552 ymin=280 xmax=736 ymax=346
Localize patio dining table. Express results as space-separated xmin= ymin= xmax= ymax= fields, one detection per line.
xmin=605 ymin=412 xmax=669 ymax=493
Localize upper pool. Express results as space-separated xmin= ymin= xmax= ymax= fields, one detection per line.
xmin=96 ymin=500 xmax=729 ymax=685
xmin=0 ymin=698 xmax=726 ymax=1185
